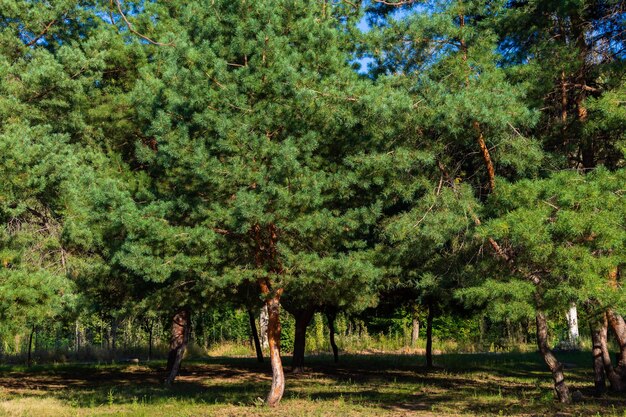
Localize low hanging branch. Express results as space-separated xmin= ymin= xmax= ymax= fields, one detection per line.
xmin=112 ymin=0 xmax=174 ymax=47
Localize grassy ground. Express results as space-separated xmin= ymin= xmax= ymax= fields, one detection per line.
xmin=1 ymin=352 xmax=625 ymax=416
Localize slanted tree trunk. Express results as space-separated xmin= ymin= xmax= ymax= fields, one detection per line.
xmin=599 ymin=313 xmax=625 ymax=392
xmin=292 ymin=308 xmax=315 ymax=373
xmin=536 ymin=310 xmax=570 ymax=403
xmin=248 ymin=309 xmax=264 ymax=363
xmin=607 ymin=267 xmax=626 ymax=379
xmin=426 ymin=303 xmax=434 ymax=369
xmin=607 ymin=310 xmax=626 ymax=378
xmin=254 ymin=223 xmax=285 ymax=407
xmin=27 ymin=326 xmax=35 ymax=367
xmin=606 ymin=267 xmax=626 ymax=379
xmin=165 ymin=308 xmax=191 ymax=385
xmin=261 ymin=286 xmax=284 ymax=407
xmin=326 ymin=310 xmax=339 ymax=363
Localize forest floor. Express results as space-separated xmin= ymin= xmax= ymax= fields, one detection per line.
xmin=0 ymin=352 xmax=625 ymax=416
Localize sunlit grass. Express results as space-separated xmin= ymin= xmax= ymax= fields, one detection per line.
xmin=1 ymin=352 xmax=625 ymax=416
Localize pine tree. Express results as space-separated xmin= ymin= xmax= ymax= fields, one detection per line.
xmin=104 ymin=0 xmax=398 ymax=405
xmin=467 ymin=168 xmax=626 ymax=398
xmin=495 ymin=0 xmax=626 ymax=170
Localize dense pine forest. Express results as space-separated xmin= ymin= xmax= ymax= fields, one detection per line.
xmin=1 ymin=0 xmax=626 ymax=415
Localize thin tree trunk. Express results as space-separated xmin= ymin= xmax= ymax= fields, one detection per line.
xmin=111 ymin=319 xmax=117 ymax=356
xmin=27 ymin=326 xmax=35 ymax=367
xmin=561 ymin=70 xmax=568 ymax=126
xmin=75 ymin=321 xmax=80 ymax=353
xmin=148 ymin=322 xmax=153 ymax=362
xmin=578 ymin=96 xmax=594 ymax=169
xmin=326 ymin=311 xmax=339 ymax=363
xmin=461 ymin=8 xmax=495 ymax=195
xmin=248 ymin=309 xmax=264 ymax=363
xmin=106 ymin=324 xmax=111 ymax=350
xmin=165 ymin=308 xmax=191 ymax=385
xmin=411 ymin=317 xmax=420 ymax=347
xmin=590 ymin=319 xmax=607 ymax=395
xmin=292 ymin=308 xmax=314 ymax=373
xmin=536 ymin=310 xmax=570 ymax=403
xmin=426 ymin=303 xmax=434 ymax=369
xmin=474 ymin=122 xmax=496 ymax=191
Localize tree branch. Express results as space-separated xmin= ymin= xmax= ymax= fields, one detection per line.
xmin=113 ymin=0 xmax=174 ymax=47
xmin=26 ymin=17 xmax=61 ymax=47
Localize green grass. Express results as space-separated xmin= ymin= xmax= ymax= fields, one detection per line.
xmin=0 ymin=352 xmax=625 ymax=416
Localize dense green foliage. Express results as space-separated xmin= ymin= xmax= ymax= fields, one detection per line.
xmin=0 ymin=0 xmax=625 ymax=407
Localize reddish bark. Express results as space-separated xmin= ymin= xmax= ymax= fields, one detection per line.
xmin=253 ymin=223 xmax=285 ymax=407
xmin=474 ymin=122 xmax=496 ymax=192
xmin=599 ymin=313 xmax=624 ymax=391
xmin=261 ymin=283 xmax=284 ymax=407
xmin=607 ymin=310 xmax=626 ymax=378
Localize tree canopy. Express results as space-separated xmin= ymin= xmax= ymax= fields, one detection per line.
xmin=0 ymin=0 xmax=625 ymax=407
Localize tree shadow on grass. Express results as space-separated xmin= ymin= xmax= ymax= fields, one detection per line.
xmin=1 ymin=353 xmax=625 ymax=415
xmin=0 ymin=361 xmax=272 ymax=407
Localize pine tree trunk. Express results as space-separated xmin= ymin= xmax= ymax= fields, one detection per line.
xmin=27 ymin=326 xmax=35 ymax=367
xmin=474 ymin=122 xmax=496 ymax=191
xmin=607 ymin=310 xmax=626 ymax=378
xmin=248 ymin=310 xmax=264 ymax=363
xmin=75 ymin=321 xmax=80 ymax=353
xmin=599 ymin=313 xmax=624 ymax=392
xmin=264 ymin=292 xmax=284 ymax=407
xmin=590 ymin=319 xmax=607 ymax=395
xmin=292 ymin=308 xmax=314 ymax=373
xmin=411 ymin=317 xmax=420 ymax=347
xmin=148 ymin=323 xmax=153 ymax=362
xmin=111 ymin=319 xmax=118 ymax=360
xmin=536 ymin=310 xmax=570 ymax=403
xmin=165 ymin=308 xmax=191 ymax=385
xmin=255 ymin=223 xmax=284 ymax=406
xmin=327 ymin=311 xmax=339 ymax=363
xmin=426 ymin=303 xmax=434 ymax=369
